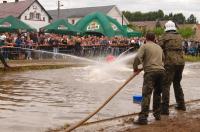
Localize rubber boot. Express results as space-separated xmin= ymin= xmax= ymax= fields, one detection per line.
xmin=153 ymin=113 xmax=161 ymax=120
xmin=161 ymin=105 xmax=169 ymax=115
xmin=175 ymin=104 xmax=186 ymax=111
xmin=133 ymin=117 xmax=148 ymax=125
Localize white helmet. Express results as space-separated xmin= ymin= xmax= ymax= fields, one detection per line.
xmin=165 ymin=20 xmax=176 ymax=32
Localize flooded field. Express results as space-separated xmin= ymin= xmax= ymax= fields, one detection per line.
xmin=0 ymin=62 xmax=199 ymax=132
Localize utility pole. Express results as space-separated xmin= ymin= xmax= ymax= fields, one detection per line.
xmin=122 ymin=14 xmax=124 ymax=26
xmin=57 ymin=0 xmax=64 ymax=19
xmin=57 ymin=0 xmax=60 ymax=19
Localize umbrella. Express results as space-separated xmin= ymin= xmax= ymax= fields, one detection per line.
xmin=75 ymin=12 xmax=127 ymax=37
xmin=42 ymin=19 xmax=80 ymax=35
xmin=123 ymin=25 xmax=142 ymax=38
xmin=0 ymin=16 xmax=35 ymax=32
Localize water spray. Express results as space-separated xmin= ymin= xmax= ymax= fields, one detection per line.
xmin=65 ymin=70 xmax=142 ymax=132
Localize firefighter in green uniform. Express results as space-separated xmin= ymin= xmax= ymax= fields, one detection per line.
xmin=133 ymin=32 xmax=165 ymax=125
xmin=159 ymin=20 xmax=186 ymax=115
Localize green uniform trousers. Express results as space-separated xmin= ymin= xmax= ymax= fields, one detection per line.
xmin=139 ymin=70 xmax=165 ymax=118
xmin=161 ymin=65 xmax=185 ymax=112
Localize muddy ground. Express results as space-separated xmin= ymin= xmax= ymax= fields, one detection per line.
xmin=124 ymin=108 xmax=200 ymax=132
xmin=67 ymin=101 xmax=200 ymax=132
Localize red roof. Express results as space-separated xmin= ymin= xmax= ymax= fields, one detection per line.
xmin=196 ymin=24 xmax=200 ymax=29
xmin=194 ymin=24 xmax=200 ymax=41
xmin=0 ymin=0 xmax=35 ymax=18
xmin=131 ymin=21 xmax=167 ymax=30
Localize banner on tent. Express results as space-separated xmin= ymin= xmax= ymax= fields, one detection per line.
xmin=0 ymin=22 xmax=11 ymax=28
xmin=127 ymin=28 xmax=134 ymax=32
xmin=87 ymin=21 xmax=100 ymax=31
xmin=111 ymin=23 xmax=118 ymax=31
xmin=58 ymin=25 xmax=68 ymax=30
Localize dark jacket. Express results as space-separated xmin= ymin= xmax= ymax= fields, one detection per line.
xmin=159 ymin=32 xmax=185 ymax=65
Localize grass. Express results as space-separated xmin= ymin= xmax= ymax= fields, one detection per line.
xmin=184 ymin=55 xmax=200 ymax=62
xmin=0 ymin=64 xmax=86 ymax=73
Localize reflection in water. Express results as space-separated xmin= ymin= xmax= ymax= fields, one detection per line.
xmin=0 ymin=62 xmax=199 ymax=131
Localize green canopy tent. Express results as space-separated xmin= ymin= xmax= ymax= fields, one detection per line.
xmin=123 ymin=25 xmax=142 ymax=38
xmin=75 ymin=12 xmax=127 ymax=37
xmin=0 ymin=16 xmax=35 ymax=33
xmin=42 ymin=19 xmax=80 ymax=35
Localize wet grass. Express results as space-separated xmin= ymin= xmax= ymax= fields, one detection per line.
xmin=0 ymin=59 xmax=91 ymax=73
xmin=0 ymin=65 xmax=67 ymax=72
xmin=0 ymin=63 xmax=87 ymax=73
xmin=184 ymin=55 xmax=200 ymax=62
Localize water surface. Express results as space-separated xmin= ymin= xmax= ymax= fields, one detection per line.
xmin=0 ymin=62 xmax=199 ymax=131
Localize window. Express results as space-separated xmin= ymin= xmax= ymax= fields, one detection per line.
xmin=72 ymin=19 xmax=75 ymax=24
xmin=36 ymin=13 xmax=41 ymax=20
xmin=25 ymin=16 xmax=27 ymax=20
xmin=49 ymin=19 xmax=52 ymax=23
xmin=43 ymin=17 xmax=45 ymax=21
xmin=29 ymin=12 xmax=34 ymax=19
xmin=33 ymin=5 xmax=37 ymax=10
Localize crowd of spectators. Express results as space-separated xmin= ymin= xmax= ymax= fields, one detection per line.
xmin=182 ymin=40 xmax=200 ymax=56
xmin=0 ymin=32 xmax=144 ymax=47
xmin=1 ymin=32 xmax=199 ymax=60
xmin=0 ymin=32 xmax=145 ymax=60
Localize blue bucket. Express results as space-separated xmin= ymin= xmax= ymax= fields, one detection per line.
xmin=133 ymin=95 xmax=143 ymax=104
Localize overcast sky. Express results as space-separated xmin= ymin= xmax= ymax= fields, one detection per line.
xmin=3 ymin=0 xmax=200 ymax=21
xmin=38 ymin=0 xmax=200 ymax=21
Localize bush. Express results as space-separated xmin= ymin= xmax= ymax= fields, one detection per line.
xmin=184 ymin=55 xmax=200 ymax=62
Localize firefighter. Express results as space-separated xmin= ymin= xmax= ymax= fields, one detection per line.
xmin=133 ymin=32 xmax=165 ymax=125
xmin=159 ymin=20 xmax=186 ymax=115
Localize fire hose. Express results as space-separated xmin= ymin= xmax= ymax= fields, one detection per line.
xmin=65 ymin=71 xmax=141 ymax=132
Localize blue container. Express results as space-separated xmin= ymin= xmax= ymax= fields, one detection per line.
xmin=133 ymin=95 xmax=143 ymax=104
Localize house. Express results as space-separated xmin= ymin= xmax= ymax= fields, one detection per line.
xmin=47 ymin=5 xmax=129 ymax=25
xmin=131 ymin=20 xmax=198 ymax=31
xmin=131 ymin=21 xmax=167 ymax=31
xmin=193 ymin=24 xmax=200 ymax=41
xmin=0 ymin=0 xmax=52 ymax=31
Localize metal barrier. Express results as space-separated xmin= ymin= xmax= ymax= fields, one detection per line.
xmin=0 ymin=44 xmax=133 ymax=60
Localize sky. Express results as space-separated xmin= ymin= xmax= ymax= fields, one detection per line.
xmin=2 ymin=0 xmax=200 ymax=21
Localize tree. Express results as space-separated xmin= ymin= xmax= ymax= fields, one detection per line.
xmin=133 ymin=11 xmax=143 ymax=21
xmin=186 ymin=14 xmax=197 ymax=24
xmin=157 ymin=10 xmax=164 ymax=19
xmin=153 ymin=27 xmax=164 ymax=37
xmin=163 ymin=15 xmax=168 ymax=20
xmin=155 ymin=20 xmax=162 ymax=28
xmin=178 ymin=27 xmax=195 ymax=39
xmin=168 ymin=13 xmax=173 ymax=20
xmin=122 ymin=11 xmax=132 ymax=21
xmin=122 ymin=10 xmax=197 ymax=24
xmin=173 ymin=13 xmax=186 ymax=24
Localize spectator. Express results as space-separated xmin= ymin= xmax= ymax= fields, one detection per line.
xmin=15 ymin=35 xmax=23 ymax=47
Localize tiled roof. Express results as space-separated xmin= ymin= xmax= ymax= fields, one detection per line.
xmin=0 ymin=0 xmax=35 ymax=18
xmin=48 ymin=5 xmax=115 ymax=20
xmin=131 ymin=21 xmax=167 ymax=30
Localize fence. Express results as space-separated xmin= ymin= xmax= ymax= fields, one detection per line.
xmin=0 ymin=44 xmax=135 ymax=60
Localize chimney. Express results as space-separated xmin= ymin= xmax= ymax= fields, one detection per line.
xmin=3 ymin=1 xmax=7 ymax=3
xmin=15 ymin=0 xmax=19 ymax=2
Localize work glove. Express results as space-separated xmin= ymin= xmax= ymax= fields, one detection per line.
xmin=133 ymin=68 xmax=142 ymax=75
